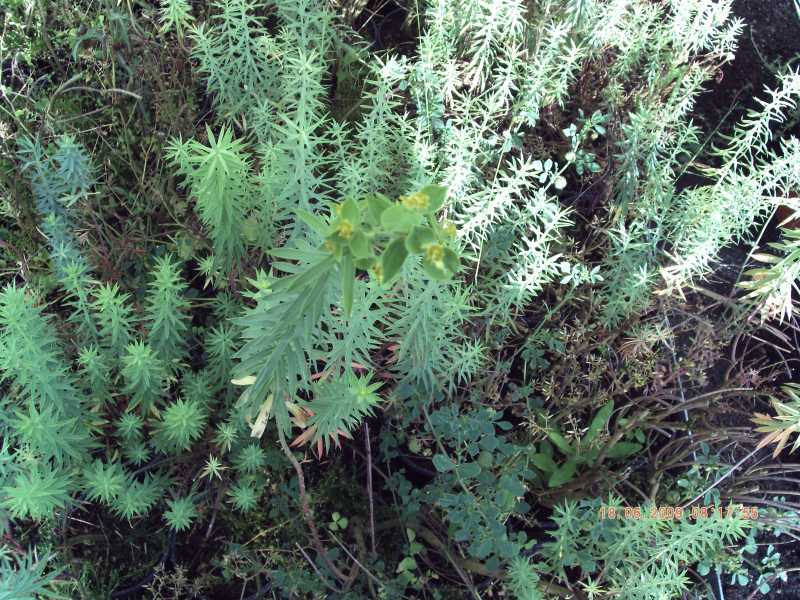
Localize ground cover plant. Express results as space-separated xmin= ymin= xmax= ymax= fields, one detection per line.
xmin=2 ymin=0 xmax=800 ymax=598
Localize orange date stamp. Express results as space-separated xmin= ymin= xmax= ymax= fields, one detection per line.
xmin=598 ymin=504 xmax=758 ymax=521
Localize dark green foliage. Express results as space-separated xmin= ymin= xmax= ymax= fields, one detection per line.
xmin=0 ymin=284 xmax=81 ymax=417
xmin=145 ymin=254 xmax=191 ymax=366
xmin=121 ymin=341 xmax=166 ymax=414
xmin=0 ymin=549 xmax=59 ymax=600
xmin=92 ymin=283 xmax=136 ymax=359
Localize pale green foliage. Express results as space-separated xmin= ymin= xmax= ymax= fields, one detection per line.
xmin=58 ymin=257 xmax=98 ymax=341
xmin=82 ymin=460 xmax=127 ymax=505
xmin=113 ymin=475 xmax=163 ymax=520
xmin=77 ymin=345 xmax=111 ymax=404
xmin=153 ymin=398 xmax=207 ymax=453
xmin=116 ymin=412 xmax=144 ymax=441
xmin=228 ymin=479 xmax=259 ymax=513
xmin=2 ymin=467 xmax=72 ymax=521
xmin=319 ymin=278 xmax=389 ymax=372
xmin=506 ymin=556 xmax=543 ymax=600
xmin=299 ymin=371 xmax=382 ymax=454
xmin=159 ymin=0 xmax=194 ymax=38
xmin=0 ymin=284 xmax=81 ymax=416
xmin=164 ymin=496 xmax=198 ymax=532
xmin=663 ymin=71 xmax=800 ymax=290
xmin=10 ymin=406 xmax=92 ymax=466
xmin=251 ymin=0 xmax=336 ymax=234
xmin=190 ymin=0 xmax=278 ymax=119
xmin=123 ymin=441 xmax=151 ymax=467
xmin=541 ymin=497 xmax=749 ymax=599
xmin=4 ymin=1 xmax=797 ymax=595
xmin=233 ymin=444 xmax=266 ymax=474
xmin=214 ymin=421 xmax=239 ymax=454
xmin=181 ymin=369 xmax=215 ymax=407
xmin=741 ymin=212 xmax=800 ymax=322
xmin=205 ymin=323 xmax=238 ymax=389
xmin=167 ymin=126 xmax=252 ymax=270
xmin=92 ymin=283 xmax=135 ymax=359
xmin=234 ymin=251 xmax=335 ymax=434
xmin=387 ymin=272 xmax=474 ymax=394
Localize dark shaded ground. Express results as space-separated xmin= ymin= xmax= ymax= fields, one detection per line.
xmin=696 ymin=0 xmax=800 ymax=139
xmin=699 ymin=4 xmax=800 ymax=598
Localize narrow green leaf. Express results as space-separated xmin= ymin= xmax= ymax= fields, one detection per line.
xmin=294 ymin=208 xmax=330 ymax=237
xmin=548 ymin=460 xmax=577 ymax=487
xmin=604 ymin=442 xmax=642 ymax=459
xmin=584 ymin=399 xmax=614 ymax=444
xmin=548 ymin=431 xmax=574 ymax=457
xmin=341 ymin=254 xmax=355 ymax=318
xmin=530 ymin=453 xmax=557 ymax=473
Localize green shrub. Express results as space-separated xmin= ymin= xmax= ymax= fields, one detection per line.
xmin=1 ymin=0 xmax=800 ymax=597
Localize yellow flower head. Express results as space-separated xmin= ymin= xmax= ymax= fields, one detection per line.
xmin=337 ymin=219 xmax=354 ymax=240
xmin=425 ymin=243 xmax=444 ymax=266
xmin=371 ymin=263 xmax=383 ymax=282
xmin=442 ymin=221 xmax=457 ymax=239
xmin=400 ymin=191 xmax=430 ymax=210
